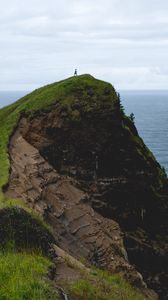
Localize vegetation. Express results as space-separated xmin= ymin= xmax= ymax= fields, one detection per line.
xmin=0 ymin=250 xmax=147 ymax=300
xmin=116 ymin=92 xmax=125 ymax=114
xmin=0 ymin=197 xmax=56 ymax=299
xmin=0 ymin=208 xmax=55 ymax=256
xmin=67 ymin=268 xmax=147 ymax=300
xmin=129 ymin=112 xmax=135 ymax=123
xmin=0 ymin=192 xmax=52 ymax=233
xmin=0 ymin=192 xmax=28 ymax=210
xmin=0 ymin=193 xmax=56 ymax=299
xmin=0 ymin=74 xmax=118 ymax=189
xmin=0 ymin=74 xmax=164 ymax=299
xmin=0 ymin=251 xmax=58 ymax=300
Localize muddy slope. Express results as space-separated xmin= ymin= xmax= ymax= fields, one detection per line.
xmin=6 ymin=99 xmax=168 ymax=298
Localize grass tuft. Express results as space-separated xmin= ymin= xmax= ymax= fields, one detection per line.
xmin=0 ymin=251 xmax=58 ymax=300
xmin=0 ymin=193 xmax=52 ymax=233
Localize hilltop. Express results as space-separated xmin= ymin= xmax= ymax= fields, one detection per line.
xmin=0 ymin=74 xmax=168 ymax=300
xmin=0 ymin=74 xmax=118 ymax=188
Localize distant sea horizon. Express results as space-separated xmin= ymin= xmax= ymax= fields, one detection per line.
xmin=1 ymin=89 xmax=168 ymax=174
xmin=0 ymin=91 xmax=29 ymax=109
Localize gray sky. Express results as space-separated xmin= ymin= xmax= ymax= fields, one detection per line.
xmin=0 ymin=0 xmax=168 ymax=90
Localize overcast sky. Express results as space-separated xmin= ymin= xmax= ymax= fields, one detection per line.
xmin=0 ymin=0 xmax=168 ymax=91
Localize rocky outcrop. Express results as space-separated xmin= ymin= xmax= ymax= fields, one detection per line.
xmin=5 ymin=120 xmax=157 ymax=299
xmin=4 ymin=75 xmax=168 ymax=299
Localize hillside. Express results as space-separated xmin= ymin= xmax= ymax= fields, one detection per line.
xmin=0 ymin=74 xmax=168 ymax=300
xmin=0 ymin=74 xmax=117 ymax=188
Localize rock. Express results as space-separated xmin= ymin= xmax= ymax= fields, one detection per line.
xmin=4 ymin=75 xmax=168 ymax=299
xmin=5 ymin=126 xmax=149 ymax=294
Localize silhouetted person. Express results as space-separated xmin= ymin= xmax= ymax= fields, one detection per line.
xmin=74 ymin=69 xmax=77 ymax=76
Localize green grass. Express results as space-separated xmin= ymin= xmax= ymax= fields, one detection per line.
xmin=0 ymin=74 xmax=117 ymax=189
xmin=0 ymin=192 xmax=28 ymax=210
xmin=0 ymin=253 xmax=147 ymax=300
xmin=0 ymin=192 xmax=52 ymax=234
xmin=0 ymin=251 xmax=58 ymax=300
xmin=68 ymin=269 xmax=147 ymax=300
xmin=0 ymin=197 xmax=57 ymax=299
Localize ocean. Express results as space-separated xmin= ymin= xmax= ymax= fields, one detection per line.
xmin=0 ymin=91 xmax=28 ymax=108
xmin=120 ymin=90 xmax=168 ymax=174
xmin=0 ymin=90 xmax=168 ymax=174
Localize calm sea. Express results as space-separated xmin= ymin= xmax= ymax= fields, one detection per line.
xmin=0 ymin=90 xmax=168 ymax=174
xmin=120 ymin=90 xmax=168 ymax=174
xmin=0 ymin=91 xmax=28 ymax=109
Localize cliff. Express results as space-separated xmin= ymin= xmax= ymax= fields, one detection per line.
xmin=0 ymin=74 xmax=167 ymax=299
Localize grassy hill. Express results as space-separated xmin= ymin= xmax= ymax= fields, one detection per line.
xmin=0 ymin=74 xmax=159 ymax=299
xmin=0 ymin=74 xmax=118 ymax=188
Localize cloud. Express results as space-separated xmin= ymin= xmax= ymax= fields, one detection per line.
xmin=0 ymin=0 xmax=168 ymax=90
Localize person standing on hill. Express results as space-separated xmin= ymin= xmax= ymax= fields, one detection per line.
xmin=74 ymin=69 xmax=77 ymax=76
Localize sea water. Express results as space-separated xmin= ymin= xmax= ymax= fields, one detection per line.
xmin=0 ymin=90 xmax=168 ymax=174
xmin=120 ymin=90 xmax=168 ymax=174
xmin=0 ymin=91 xmax=28 ymax=109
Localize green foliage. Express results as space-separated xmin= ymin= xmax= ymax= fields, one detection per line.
xmin=0 ymin=193 xmax=51 ymax=233
xmin=68 ymin=269 xmax=147 ymax=300
xmin=161 ymin=166 xmax=167 ymax=177
xmin=129 ymin=112 xmax=135 ymax=123
xmin=0 ymin=74 xmax=118 ymax=189
xmin=0 ymin=206 xmax=54 ymax=255
xmin=0 ymin=193 xmax=28 ymax=210
xmin=0 ymin=252 xmax=58 ymax=300
xmin=0 ymin=198 xmax=56 ymax=299
xmin=116 ymin=92 xmax=125 ymax=114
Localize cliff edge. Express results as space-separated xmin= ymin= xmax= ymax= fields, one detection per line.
xmin=0 ymin=75 xmax=168 ymax=299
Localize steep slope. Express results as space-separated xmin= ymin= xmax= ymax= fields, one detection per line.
xmin=1 ymin=74 xmax=168 ymax=299
xmin=0 ymin=74 xmax=117 ymax=188
xmin=5 ymin=125 xmax=150 ymax=293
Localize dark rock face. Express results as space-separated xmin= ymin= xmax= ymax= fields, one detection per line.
xmin=6 ymin=127 xmax=150 ymax=297
xmin=6 ymin=87 xmax=168 ymax=299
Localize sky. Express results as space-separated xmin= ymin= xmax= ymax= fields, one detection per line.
xmin=0 ymin=0 xmax=168 ymax=91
